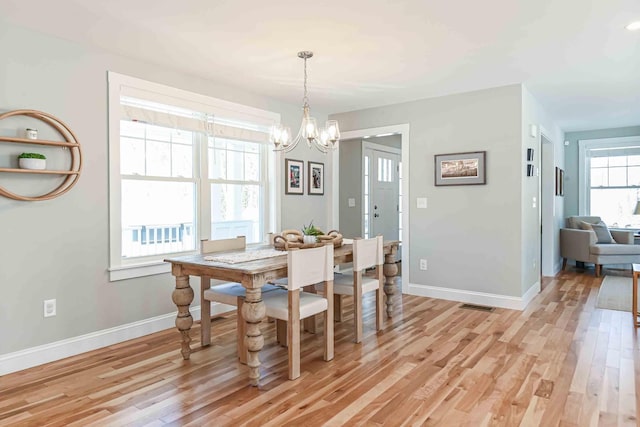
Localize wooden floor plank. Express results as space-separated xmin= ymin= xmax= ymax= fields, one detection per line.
xmin=0 ymin=269 xmax=639 ymax=426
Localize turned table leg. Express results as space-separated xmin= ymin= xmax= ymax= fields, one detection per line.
xmin=172 ymin=274 xmax=194 ymax=360
xmin=383 ymin=244 xmax=399 ymax=318
xmin=242 ymin=287 xmax=266 ymax=386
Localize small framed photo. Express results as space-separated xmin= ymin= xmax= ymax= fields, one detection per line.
xmin=527 ymin=164 xmax=534 ymax=177
xmin=434 ymin=151 xmax=486 ymax=186
xmin=526 ymin=148 xmax=534 ymax=161
xmin=285 ymin=158 xmax=304 ymax=195
xmin=555 ymin=167 xmax=564 ymax=196
xmin=308 ymin=161 xmax=324 ymax=195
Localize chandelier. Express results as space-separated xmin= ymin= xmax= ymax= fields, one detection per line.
xmin=270 ymin=51 xmax=340 ymax=153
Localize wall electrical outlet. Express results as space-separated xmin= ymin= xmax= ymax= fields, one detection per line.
xmin=44 ymin=299 xmax=56 ymax=317
xmin=419 ymin=259 xmax=428 ymax=270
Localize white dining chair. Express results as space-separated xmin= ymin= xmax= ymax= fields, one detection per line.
xmin=319 ymin=235 xmax=384 ymax=343
xmin=200 ymin=236 xmax=281 ymax=363
xmin=262 ymin=244 xmax=334 ymax=380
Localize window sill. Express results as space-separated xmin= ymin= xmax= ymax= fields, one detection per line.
xmin=109 ymin=261 xmax=171 ymax=282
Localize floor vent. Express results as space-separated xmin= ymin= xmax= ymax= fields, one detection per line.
xmin=460 ymin=303 xmax=495 ymax=312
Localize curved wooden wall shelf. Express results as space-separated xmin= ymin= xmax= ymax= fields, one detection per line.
xmin=0 ymin=109 xmax=82 ymax=201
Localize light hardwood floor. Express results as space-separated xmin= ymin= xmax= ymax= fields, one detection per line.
xmin=1 ymin=270 xmax=639 ymax=426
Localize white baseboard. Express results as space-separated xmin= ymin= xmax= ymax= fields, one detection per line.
xmin=407 ymin=281 xmax=541 ymax=311
xmin=554 ymin=260 xmax=563 ymax=275
xmin=521 ymin=281 xmax=541 ymax=308
xmin=0 ymin=302 xmax=234 ymax=376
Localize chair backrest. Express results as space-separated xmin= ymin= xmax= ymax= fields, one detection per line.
xmin=352 ymin=235 xmax=384 ymax=272
xmin=201 ymin=236 xmax=246 ymax=254
xmin=287 ymin=244 xmax=334 ymax=290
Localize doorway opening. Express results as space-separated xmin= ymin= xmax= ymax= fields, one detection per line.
xmin=331 ymin=124 xmax=410 ymax=291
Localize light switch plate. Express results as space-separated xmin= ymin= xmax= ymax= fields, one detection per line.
xmin=348 ymin=198 xmax=356 ymax=208
xmin=417 ymin=198 xmax=427 ymax=209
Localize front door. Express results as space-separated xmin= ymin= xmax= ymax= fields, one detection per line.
xmin=364 ymin=145 xmax=400 ymax=242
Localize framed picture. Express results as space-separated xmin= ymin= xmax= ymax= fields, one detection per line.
xmin=527 ymin=164 xmax=534 ymax=177
xmin=434 ymin=151 xmax=486 ymax=186
xmin=308 ymin=161 xmax=324 ymax=195
xmin=285 ymin=158 xmax=304 ymax=195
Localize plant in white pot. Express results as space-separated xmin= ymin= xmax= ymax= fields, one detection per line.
xmin=18 ymin=152 xmax=46 ymax=170
xmin=302 ymin=221 xmax=323 ymax=244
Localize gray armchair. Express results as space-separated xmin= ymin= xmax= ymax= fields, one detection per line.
xmin=560 ymin=216 xmax=640 ymax=276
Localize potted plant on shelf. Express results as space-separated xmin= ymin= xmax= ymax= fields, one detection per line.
xmin=18 ymin=152 xmax=46 ymax=170
xmin=302 ymin=221 xmax=323 ymax=244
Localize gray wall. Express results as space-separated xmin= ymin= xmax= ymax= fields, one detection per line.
xmin=331 ymin=84 xmax=563 ymax=299
xmin=332 ymin=85 xmax=525 ymax=297
xmin=338 ymin=138 xmax=363 ymax=239
xmin=564 ymin=125 xmax=640 ymax=217
xmin=279 ymin=141 xmax=331 ymax=232
xmin=0 ymin=21 xmax=329 ymax=355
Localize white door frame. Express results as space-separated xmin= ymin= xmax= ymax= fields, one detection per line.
xmin=330 ymin=123 xmax=410 ymax=293
xmin=539 ymin=129 xmax=555 ymax=276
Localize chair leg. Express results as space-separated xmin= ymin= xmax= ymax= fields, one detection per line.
xmin=324 ymin=279 xmax=334 ymax=361
xmin=303 ymin=285 xmax=317 ymax=333
xmin=375 ymin=266 xmax=384 ymax=331
xmin=595 ymin=264 xmax=602 ymax=277
xmin=237 ymin=298 xmax=247 ymax=364
xmin=334 ymin=294 xmax=343 ymax=322
xmin=354 ymin=272 xmax=363 ymax=343
xmin=288 ymin=290 xmax=301 ymax=380
xmin=200 ymin=276 xmax=211 ymax=346
xmin=562 ymin=258 xmax=567 ymax=271
xmin=276 ymin=319 xmax=287 ymax=346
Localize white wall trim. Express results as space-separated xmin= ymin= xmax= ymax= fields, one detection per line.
xmin=407 ymin=280 xmax=541 ymax=311
xmin=521 ymin=280 xmax=542 ymax=309
xmin=109 ymin=261 xmax=171 ymax=281
xmin=539 ymin=132 xmax=556 ymax=277
xmin=0 ymin=303 xmax=233 ymax=376
xmin=554 ymin=260 xmax=563 ymax=275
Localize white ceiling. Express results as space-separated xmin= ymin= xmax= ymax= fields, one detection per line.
xmin=3 ymin=0 xmax=640 ymax=131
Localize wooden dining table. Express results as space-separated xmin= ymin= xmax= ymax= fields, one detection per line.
xmin=164 ymin=240 xmax=400 ymax=386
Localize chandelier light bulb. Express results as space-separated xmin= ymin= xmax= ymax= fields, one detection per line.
xmin=281 ymin=127 xmax=291 ymax=145
xmin=303 ymin=117 xmax=318 ymax=140
xmin=320 ymin=129 xmax=330 ymax=146
xmin=326 ymin=120 xmax=340 ymax=141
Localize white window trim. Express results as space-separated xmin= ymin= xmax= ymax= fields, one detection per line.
xmin=578 ymin=135 xmax=640 ymax=215
xmin=107 ymin=71 xmax=281 ymax=281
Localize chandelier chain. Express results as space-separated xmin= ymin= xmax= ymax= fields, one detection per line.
xmin=302 ymin=56 xmax=309 ymax=108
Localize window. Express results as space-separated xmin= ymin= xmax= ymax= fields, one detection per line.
xmin=579 ymin=136 xmax=640 ymax=228
xmin=108 ymin=72 xmax=280 ymax=280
